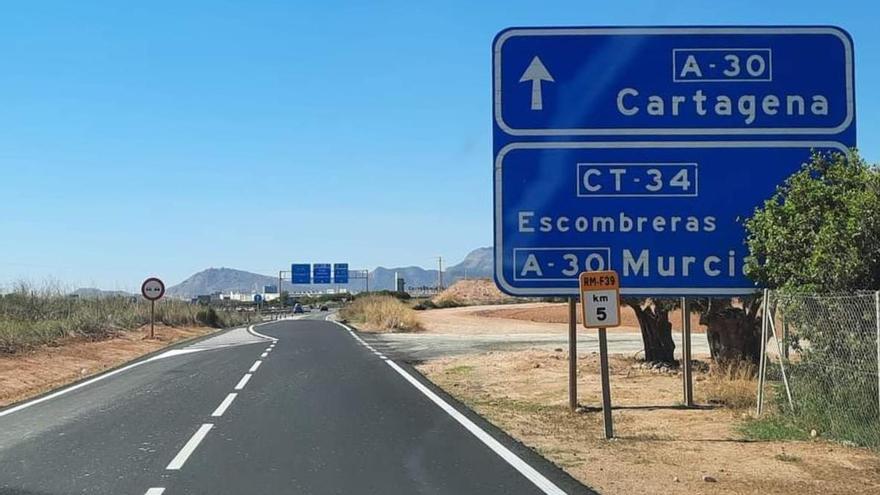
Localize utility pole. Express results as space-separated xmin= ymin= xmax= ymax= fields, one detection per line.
xmin=437 ymin=256 xmax=443 ymax=290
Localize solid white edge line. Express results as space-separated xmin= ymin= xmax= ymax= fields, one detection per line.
xmin=247 ymin=324 xmax=279 ymax=343
xmin=145 ymin=488 xmax=165 ymax=495
xmin=249 ymin=361 xmax=262 ymax=373
xmin=0 ymin=322 xmax=241 ymax=419
xmin=234 ymin=374 xmax=252 ymax=391
xmin=166 ymin=423 xmax=214 ymax=470
xmin=384 ymin=361 xmax=567 ymax=495
xmin=211 ymin=393 xmax=238 ymax=417
xmin=328 ymin=320 xmax=567 ymax=495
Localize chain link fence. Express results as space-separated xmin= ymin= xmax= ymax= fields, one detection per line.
xmin=760 ymin=290 xmax=880 ymax=447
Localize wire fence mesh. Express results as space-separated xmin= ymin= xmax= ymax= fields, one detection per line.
xmin=764 ymin=290 xmax=880 ymax=448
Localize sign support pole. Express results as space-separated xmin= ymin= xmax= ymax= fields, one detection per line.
xmin=568 ymin=297 xmax=577 ymax=411
xmin=150 ymin=300 xmax=155 ymax=339
xmin=598 ymin=327 xmax=614 ymax=439
xmin=680 ymin=297 xmax=694 ymax=407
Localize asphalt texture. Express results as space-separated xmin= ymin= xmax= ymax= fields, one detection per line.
xmin=0 ymin=315 xmax=595 ymax=495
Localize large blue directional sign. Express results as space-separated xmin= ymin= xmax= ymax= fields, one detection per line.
xmin=292 ymin=264 xmax=311 ymax=284
xmin=334 ymin=263 xmax=349 ymax=284
xmin=313 ymin=264 xmax=332 ymax=284
xmin=493 ymin=27 xmax=856 ymax=296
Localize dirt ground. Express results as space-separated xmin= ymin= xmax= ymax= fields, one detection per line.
xmin=417 ymin=303 xmax=704 ymax=335
xmin=432 ymin=279 xmax=518 ymax=305
xmin=417 ymin=350 xmax=880 ymax=495
xmin=0 ymin=324 xmax=215 ymax=408
xmin=474 ymin=302 xmax=707 ymax=333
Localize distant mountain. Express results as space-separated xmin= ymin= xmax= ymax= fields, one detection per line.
xmin=446 ymin=247 xmax=492 ymax=280
xmin=72 ymin=288 xmax=133 ymax=298
xmin=166 ymin=267 xmax=280 ymax=298
xmin=165 ymin=247 xmax=495 ymax=298
xmin=365 ymin=247 xmax=493 ymax=290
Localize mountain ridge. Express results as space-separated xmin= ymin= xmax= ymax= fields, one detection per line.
xmin=162 ymin=247 xmax=493 ymax=298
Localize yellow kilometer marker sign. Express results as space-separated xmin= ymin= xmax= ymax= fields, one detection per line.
xmin=579 ymin=270 xmax=621 ymax=329
xmin=578 ymin=270 xmax=620 ymax=439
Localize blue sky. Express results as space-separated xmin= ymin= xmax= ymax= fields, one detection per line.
xmin=1 ymin=0 xmax=877 ymax=290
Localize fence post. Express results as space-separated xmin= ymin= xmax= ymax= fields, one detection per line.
xmin=757 ymin=289 xmax=770 ymax=416
xmin=875 ymin=290 xmax=879 ymax=419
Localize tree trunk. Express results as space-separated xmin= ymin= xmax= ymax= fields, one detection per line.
xmin=702 ymin=300 xmax=763 ymax=364
xmin=630 ymin=303 xmax=676 ymax=363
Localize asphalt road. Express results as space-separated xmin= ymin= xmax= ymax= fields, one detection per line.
xmin=0 ymin=316 xmax=592 ymax=495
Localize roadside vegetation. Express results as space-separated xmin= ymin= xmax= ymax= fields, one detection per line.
xmin=339 ymin=294 xmax=421 ymax=332
xmin=740 ymin=150 xmax=880 ymax=448
xmin=0 ymin=283 xmax=253 ymax=354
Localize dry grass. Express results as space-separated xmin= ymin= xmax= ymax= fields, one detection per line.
xmin=0 ymin=324 xmax=215 ymax=407
xmin=0 ymin=284 xmax=253 ymax=354
xmin=340 ymin=295 xmax=421 ymax=332
xmin=700 ymin=361 xmax=759 ymax=410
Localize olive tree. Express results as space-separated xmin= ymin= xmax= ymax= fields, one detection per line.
xmin=622 ymin=297 xmax=677 ymax=363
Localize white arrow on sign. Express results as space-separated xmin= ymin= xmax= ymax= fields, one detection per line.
xmin=519 ymin=56 xmax=554 ymax=111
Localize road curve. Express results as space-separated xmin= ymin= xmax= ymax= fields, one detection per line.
xmin=0 ymin=317 xmax=594 ymax=495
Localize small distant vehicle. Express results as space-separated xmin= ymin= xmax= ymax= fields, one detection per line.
xmin=293 ymin=303 xmax=304 ymax=314
xmin=320 ymin=305 xmax=329 ymax=311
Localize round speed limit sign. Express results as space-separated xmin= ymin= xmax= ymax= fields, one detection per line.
xmin=141 ymin=277 xmax=165 ymax=301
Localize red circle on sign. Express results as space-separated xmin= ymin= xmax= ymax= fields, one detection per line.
xmin=141 ymin=277 xmax=166 ymax=301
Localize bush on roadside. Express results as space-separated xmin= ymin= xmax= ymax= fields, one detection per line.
xmin=0 ymin=283 xmax=253 ymax=354
xmin=339 ymin=295 xmax=421 ymax=332
xmin=701 ymin=361 xmax=758 ymax=409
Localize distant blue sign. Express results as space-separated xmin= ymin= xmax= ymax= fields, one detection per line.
xmin=292 ymin=264 xmax=311 ymax=284
xmin=313 ymin=264 xmax=332 ymax=284
xmin=334 ymin=263 xmax=349 ymax=284
xmin=493 ymin=27 xmax=856 ymax=296
xmin=253 ymin=294 xmax=263 ymax=303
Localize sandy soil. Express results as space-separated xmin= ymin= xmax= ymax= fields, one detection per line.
xmin=473 ymin=302 xmax=707 ymax=333
xmin=0 ymin=324 xmax=215 ymax=408
xmin=432 ymin=279 xmax=517 ymax=305
xmin=418 ymin=350 xmax=880 ymax=495
xmin=418 ymin=303 xmax=687 ymax=334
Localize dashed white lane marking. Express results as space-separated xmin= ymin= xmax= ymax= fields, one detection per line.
xmin=144 ymin=488 xmax=165 ymax=495
xmin=211 ymin=393 xmax=238 ymax=417
xmin=234 ymin=374 xmax=252 ymax=391
xmin=166 ymin=423 xmax=214 ymax=470
xmin=261 ymin=352 xmax=268 ymax=358
xmin=329 ymin=320 xmax=567 ymax=495
xmin=249 ymin=361 xmax=262 ymax=373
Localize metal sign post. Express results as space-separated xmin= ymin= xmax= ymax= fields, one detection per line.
xmin=141 ymin=277 xmax=165 ymax=339
xmin=680 ymin=297 xmax=694 ymax=407
xmin=579 ymin=270 xmax=621 ymax=439
xmin=568 ymin=297 xmax=577 ymax=411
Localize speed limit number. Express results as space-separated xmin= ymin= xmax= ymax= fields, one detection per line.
xmin=579 ymin=270 xmax=621 ymax=328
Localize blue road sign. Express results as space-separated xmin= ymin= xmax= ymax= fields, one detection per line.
xmin=313 ymin=264 xmax=332 ymax=284
xmin=494 ymin=27 xmax=855 ymax=141
xmin=253 ymin=294 xmax=263 ymax=303
xmin=492 ymin=27 xmax=856 ymax=296
xmin=334 ymin=263 xmax=349 ymax=284
xmin=292 ymin=264 xmax=311 ymax=284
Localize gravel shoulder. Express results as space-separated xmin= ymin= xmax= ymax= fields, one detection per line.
xmin=417 ymin=349 xmax=880 ymax=495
